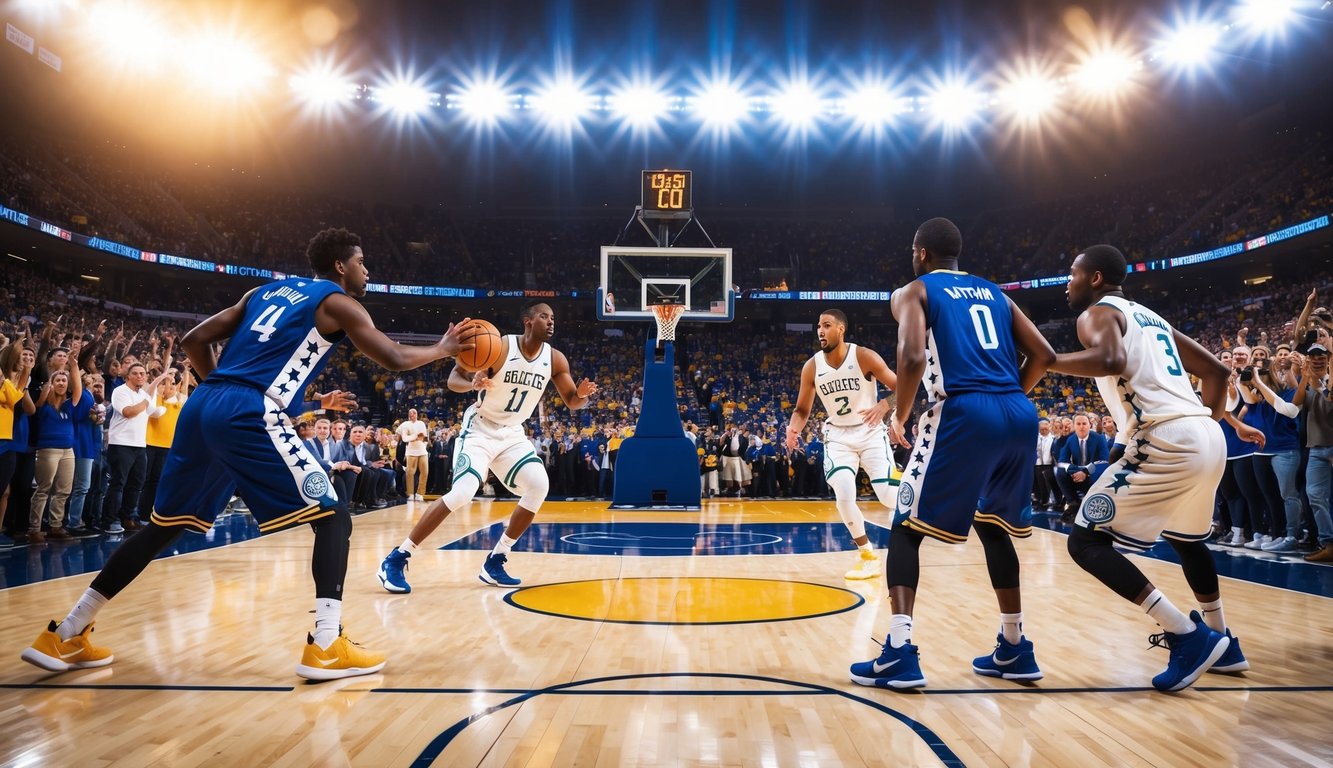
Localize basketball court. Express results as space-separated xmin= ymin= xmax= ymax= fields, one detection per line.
xmin=1 ymin=498 xmax=1330 ymax=766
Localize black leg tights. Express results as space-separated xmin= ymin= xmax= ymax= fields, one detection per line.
xmin=311 ymin=505 xmax=352 ymax=601
xmin=1067 ymin=525 xmax=1151 ymax=603
xmin=1167 ymin=538 xmax=1220 ymax=598
xmin=90 ymin=522 xmax=184 ymax=599
xmin=886 ymin=523 xmax=924 ymax=591
xmin=975 ymin=521 xmax=1020 ymax=590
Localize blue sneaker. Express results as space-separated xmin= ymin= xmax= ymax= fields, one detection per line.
xmin=972 ymin=634 xmax=1043 ymax=681
xmin=377 ymin=549 xmax=412 ymax=594
xmin=479 ymin=553 xmax=521 ymax=587
xmin=850 ymin=641 xmax=927 ymax=690
xmin=1149 ymin=611 xmax=1230 ymax=692
xmin=1208 ymin=629 xmax=1249 ymax=673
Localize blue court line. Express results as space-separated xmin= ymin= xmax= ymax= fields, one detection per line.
xmin=408 ymin=672 xmax=959 ymax=767
xmin=0 ymin=682 xmax=294 ymax=692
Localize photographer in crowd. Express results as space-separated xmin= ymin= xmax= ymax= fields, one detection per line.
xmin=1236 ymin=345 xmax=1302 ymax=552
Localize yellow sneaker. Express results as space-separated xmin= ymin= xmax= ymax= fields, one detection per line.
xmin=844 ymin=549 xmax=880 ymax=580
xmin=21 ymin=620 xmax=114 ymax=672
xmin=296 ymin=630 xmax=387 ymax=681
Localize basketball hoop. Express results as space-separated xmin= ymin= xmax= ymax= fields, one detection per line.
xmin=650 ymin=302 xmax=685 ymax=342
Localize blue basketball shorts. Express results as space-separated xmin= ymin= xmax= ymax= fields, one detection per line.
xmin=893 ymin=392 xmax=1037 ymax=543
xmin=150 ymin=382 xmax=339 ymax=534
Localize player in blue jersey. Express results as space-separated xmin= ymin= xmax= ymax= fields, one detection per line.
xmin=20 ymin=228 xmax=475 ymax=681
xmin=850 ymin=217 xmax=1056 ymax=690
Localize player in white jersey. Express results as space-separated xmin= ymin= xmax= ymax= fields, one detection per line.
xmin=378 ymin=302 xmax=597 ymax=591
xmin=786 ymin=309 xmax=898 ymax=579
xmin=1049 ymin=245 xmax=1264 ymax=693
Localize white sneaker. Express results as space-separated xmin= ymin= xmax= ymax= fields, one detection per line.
xmin=412 ymin=494 xmax=424 ymax=502
xmin=844 ymin=549 xmax=880 ymax=580
xmin=1220 ymin=530 xmax=1245 ymax=547
xmin=1262 ymin=536 xmax=1299 ymax=553
xmin=1243 ymin=534 xmax=1271 ymax=550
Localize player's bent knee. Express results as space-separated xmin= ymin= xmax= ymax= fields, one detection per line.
xmin=516 ymin=464 xmax=549 ymax=513
xmin=443 ymin=475 xmax=481 ymax=511
xmin=1066 ymin=525 xmax=1111 ymax=568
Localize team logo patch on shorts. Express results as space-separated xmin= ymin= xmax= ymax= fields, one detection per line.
xmin=1083 ymin=494 xmax=1116 ymax=524
xmin=302 ymin=472 xmax=330 ymax=500
xmin=454 ymin=453 xmax=472 ymax=476
xmin=898 ymin=483 xmax=915 ymax=509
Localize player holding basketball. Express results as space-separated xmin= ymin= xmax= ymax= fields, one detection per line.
xmin=21 ymin=228 xmax=475 ymax=681
xmin=1047 ymin=245 xmax=1257 ymax=692
xmin=851 ymin=217 xmax=1056 ymax=690
xmin=786 ymin=309 xmax=898 ymax=579
xmin=378 ymin=301 xmax=597 ymax=592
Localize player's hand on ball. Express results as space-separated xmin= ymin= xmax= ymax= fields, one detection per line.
xmin=471 ymin=372 xmax=493 ymax=391
xmin=439 ymin=318 xmax=476 ymax=358
xmin=576 ymin=379 xmax=598 ymax=398
xmin=859 ymin=399 xmax=891 ymax=426
xmin=319 ymin=390 xmax=358 ymax=412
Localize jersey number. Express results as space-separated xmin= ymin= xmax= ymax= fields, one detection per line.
xmin=503 ymin=388 xmax=529 ymax=413
xmin=834 ymin=396 xmax=851 ymax=416
xmin=250 ymin=305 xmax=286 ymax=343
xmin=969 ymin=305 xmax=1000 ymax=350
xmin=1155 ymin=332 xmax=1183 ymax=376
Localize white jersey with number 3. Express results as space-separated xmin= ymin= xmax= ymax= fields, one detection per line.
xmin=1092 ymin=296 xmax=1210 ymax=436
xmin=814 ymin=344 xmax=878 ymax=428
xmin=477 ymin=335 xmax=552 ymax=426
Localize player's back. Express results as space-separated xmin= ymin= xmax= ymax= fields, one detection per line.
xmin=1091 ymin=296 xmax=1211 ymax=427
xmin=918 ymin=271 xmax=1022 ymax=401
xmin=208 ymin=278 xmax=346 ymax=411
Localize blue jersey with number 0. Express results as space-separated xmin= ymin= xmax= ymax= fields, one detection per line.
xmin=918 ymin=270 xmax=1022 ymax=401
xmin=208 ymin=277 xmax=346 ymax=414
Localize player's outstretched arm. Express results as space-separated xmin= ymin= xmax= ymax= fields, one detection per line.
xmin=785 ymin=358 xmax=817 ymax=449
xmin=1006 ymin=296 xmax=1057 ymax=394
xmin=550 ymin=348 xmax=596 ymax=411
xmin=1047 ymin=305 xmax=1126 ymax=379
xmin=180 ymin=288 xmax=258 ymax=379
xmin=321 ymin=293 xmax=474 ymax=372
xmin=889 ymin=282 xmax=927 ymax=447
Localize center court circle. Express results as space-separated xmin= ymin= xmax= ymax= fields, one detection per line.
xmin=504 ymin=577 xmax=865 ymax=625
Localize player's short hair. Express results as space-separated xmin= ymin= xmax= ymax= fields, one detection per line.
xmin=306 ymin=228 xmax=362 ymax=276
xmin=1078 ymin=244 xmax=1128 ymax=286
xmin=914 ymin=217 xmax=962 ymax=261
xmin=521 ymin=301 xmax=549 ymax=321
xmin=820 ymin=309 xmax=848 ymax=327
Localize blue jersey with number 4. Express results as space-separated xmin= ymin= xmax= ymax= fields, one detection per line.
xmin=208 ymin=278 xmax=346 ymax=414
xmin=918 ymin=270 xmax=1022 ymax=401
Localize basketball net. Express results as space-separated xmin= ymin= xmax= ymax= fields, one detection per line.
xmin=651 ymin=303 xmax=685 ymax=343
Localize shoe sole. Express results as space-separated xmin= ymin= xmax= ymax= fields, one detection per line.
xmin=1158 ymin=636 xmax=1231 ymax=692
xmin=377 ymin=570 xmax=410 ymax=594
xmin=21 ymin=647 xmax=114 ymax=672
xmin=478 ymin=573 xmax=521 ymax=587
xmin=1208 ymin=660 xmax=1251 ymax=673
xmin=849 ymin=673 xmax=927 ymax=689
xmin=295 ymin=660 xmax=387 ymax=681
xmin=973 ymin=666 xmax=1044 ymax=681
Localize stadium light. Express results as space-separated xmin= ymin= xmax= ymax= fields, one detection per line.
xmin=608 ymin=84 xmax=672 ymax=126
xmin=1237 ymin=0 xmax=1295 ymax=33
xmin=183 ymin=34 xmax=273 ymax=94
xmin=1074 ymin=50 xmax=1140 ymax=95
xmin=450 ymin=80 xmax=515 ymax=123
xmin=86 ymin=1 xmax=173 ymax=71
xmin=997 ymin=74 xmax=1060 ymax=121
xmin=529 ymin=78 xmax=596 ymax=126
xmin=288 ymin=64 xmax=357 ymax=106
xmin=769 ymin=81 xmax=826 ymax=127
xmin=1156 ymin=22 xmax=1223 ymax=69
xmin=924 ymin=79 xmax=985 ymax=128
xmin=374 ymin=79 xmax=437 ymax=115
xmin=690 ymin=79 xmax=751 ymax=128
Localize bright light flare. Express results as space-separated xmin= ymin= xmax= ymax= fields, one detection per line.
xmin=1157 ymin=22 xmax=1223 ymax=69
xmin=374 ymin=80 xmax=437 ymax=115
xmin=1237 ymin=0 xmax=1295 ymax=32
xmin=925 ymin=80 xmax=985 ymax=127
xmin=451 ymin=81 xmax=514 ymax=122
xmin=87 ymin=1 xmax=173 ymax=71
xmin=691 ymin=80 xmax=751 ymax=127
xmin=841 ymin=83 xmax=905 ymax=127
xmin=289 ymin=66 xmax=356 ymax=106
xmin=997 ymin=74 xmax=1059 ymax=120
xmin=769 ymin=82 xmax=826 ymax=126
xmin=529 ymin=79 xmax=596 ymax=125
xmin=608 ymin=85 xmax=671 ymax=126
xmin=1075 ymin=50 xmax=1141 ymax=94
xmin=183 ymin=35 xmax=273 ymax=94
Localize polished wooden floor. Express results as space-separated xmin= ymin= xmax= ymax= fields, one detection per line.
xmin=1 ymin=499 xmax=1330 ymax=767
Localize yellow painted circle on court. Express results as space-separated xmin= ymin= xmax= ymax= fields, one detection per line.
xmin=505 ymin=577 xmax=864 ymax=625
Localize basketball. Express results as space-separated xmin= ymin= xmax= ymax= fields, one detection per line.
xmin=455 ymin=319 xmax=504 ymax=372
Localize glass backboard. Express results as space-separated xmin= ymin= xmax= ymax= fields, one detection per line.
xmin=597 ymin=246 xmax=734 ymax=322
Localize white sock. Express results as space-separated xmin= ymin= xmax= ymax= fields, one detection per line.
xmin=398 ymin=538 xmax=419 ymax=556
xmin=857 ymin=541 xmax=874 ymax=555
xmin=491 ymin=534 xmax=518 ymax=556
xmin=1199 ymin=599 xmax=1226 ymax=634
xmin=1000 ymin=612 xmax=1023 ymax=644
xmin=59 ymin=589 xmax=109 ymax=640
xmin=313 ymin=598 xmax=342 ymax=649
xmin=1143 ymin=589 xmax=1194 ymax=634
xmin=888 ymin=614 xmax=913 ymax=648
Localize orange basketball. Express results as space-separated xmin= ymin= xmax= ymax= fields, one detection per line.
xmin=455 ymin=319 xmax=504 ymax=372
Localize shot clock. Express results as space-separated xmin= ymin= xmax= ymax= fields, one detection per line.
xmin=641 ymin=170 xmax=692 ymax=215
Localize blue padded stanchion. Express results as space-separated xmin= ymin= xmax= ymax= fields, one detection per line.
xmin=610 ymin=337 xmax=701 ymax=509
